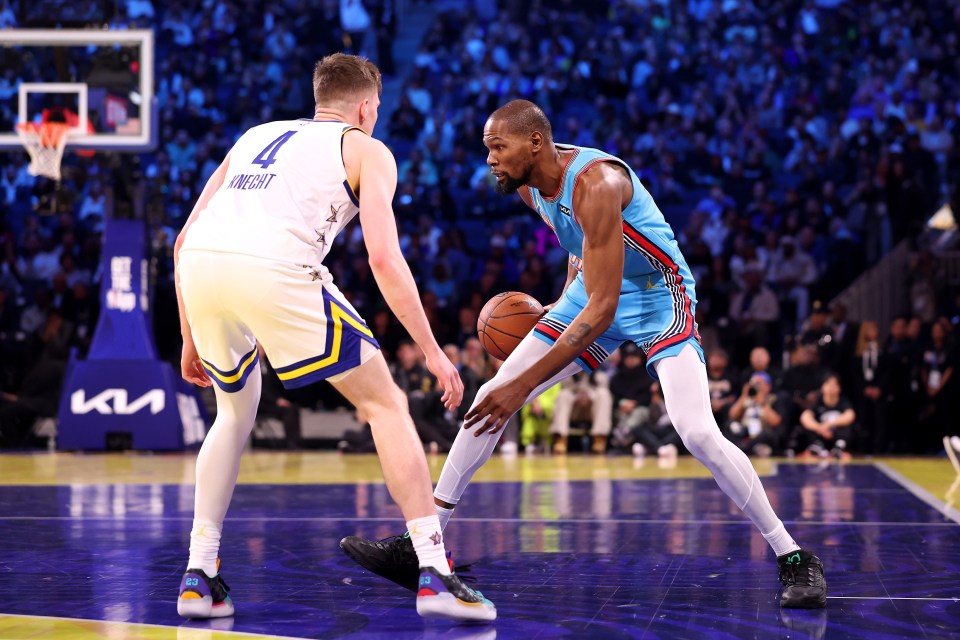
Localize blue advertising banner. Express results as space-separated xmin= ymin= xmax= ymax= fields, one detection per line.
xmin=87 ymin=219 xmax=156 ymax=360
xmin=57 ymin=219 xmax=207 ymax=451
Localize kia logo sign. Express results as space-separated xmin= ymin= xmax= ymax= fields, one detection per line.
xmin=70 ymin=389 xmax=165 ymax=415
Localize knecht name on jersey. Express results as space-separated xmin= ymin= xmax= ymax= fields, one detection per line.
xmin=227 ymin=173 xmax=278 ymax=190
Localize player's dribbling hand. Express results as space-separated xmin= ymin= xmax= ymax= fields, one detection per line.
xmin=464 ymin=381 xmax=533 ymax=436
xmin=181 ymin=339 xmax=213 ymax=388
xmin=426 ymin=351 xmax=464 ymax=411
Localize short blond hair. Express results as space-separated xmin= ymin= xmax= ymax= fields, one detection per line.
xmin=313 ymin=53 xmax=382 ymax=108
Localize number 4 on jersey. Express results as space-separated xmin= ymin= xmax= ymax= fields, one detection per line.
xmin=252 ymin=131 xmax=297 ymax=169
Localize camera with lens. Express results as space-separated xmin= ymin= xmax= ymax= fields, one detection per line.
xmin=747 ymin=384 xmax=759 ymax=397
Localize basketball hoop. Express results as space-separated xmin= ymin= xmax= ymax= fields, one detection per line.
xmin=16 ymin=121 xmax=72 ymax=181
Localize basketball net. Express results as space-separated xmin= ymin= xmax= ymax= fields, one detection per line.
xmin=16 ymin=121 xmax=72 ymax=181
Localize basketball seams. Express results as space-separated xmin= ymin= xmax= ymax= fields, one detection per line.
xmin=477 ymin=325 xmax=509 ymax=360
xmin=486 ymin=309 xmax=543 ymax=320
xmin=481 ymin=322 xmax=529 ymax=341
xmin=477 ymin=291 xmax=544 ymax=360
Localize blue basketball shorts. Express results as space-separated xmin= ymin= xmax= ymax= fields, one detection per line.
xmin=532 ymin=276 xmax=703 ymax=379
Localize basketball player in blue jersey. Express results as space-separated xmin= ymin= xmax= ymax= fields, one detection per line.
xmin=342 ymin=100 xmax=827 ymax=609
xmin=174 ymin=54 xmax=494 ymax=622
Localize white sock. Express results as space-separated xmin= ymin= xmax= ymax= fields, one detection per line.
xmin=763 ymin=522 xmax=801 ymax=557
xmin=407 ymin=515 xmax=450 ymax=575
xmin=435 ymin=504 xmax=454 ymax=530
xmin=188 ymin=519 xmax=222 ymax=576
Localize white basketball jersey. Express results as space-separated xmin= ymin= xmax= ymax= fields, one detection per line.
xmin=181 ymin=119 xmax=362 ymax=277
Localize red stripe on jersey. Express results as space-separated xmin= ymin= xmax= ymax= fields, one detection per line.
xmin=645 ymin=293 xmax=697 ymax=360
xmin=534 ymin=322 xmax=601 ymax=369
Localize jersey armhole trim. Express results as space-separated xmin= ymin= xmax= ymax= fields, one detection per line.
xmin=341 ymin=126 xmax=366 ymax=204
xmin=571 ymin=158 xmax=632 ymax=226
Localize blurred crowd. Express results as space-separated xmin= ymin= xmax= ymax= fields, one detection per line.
xmin=336 ymin=298 xmax=958 ymax=460
xmin=1 ymin=0 xmax=959 ymax=453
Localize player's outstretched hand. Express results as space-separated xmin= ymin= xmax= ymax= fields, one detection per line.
xmin=426 ymin=350 xmax=464 ymax=411
xmin=181 ymin=339 xmax=212 ymax=388
xmin=464 ymin=381 xmax=532 ymax=436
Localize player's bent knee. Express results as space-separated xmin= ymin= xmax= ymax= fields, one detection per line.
xmin=677 ymin=425 xmax=713 ymax=458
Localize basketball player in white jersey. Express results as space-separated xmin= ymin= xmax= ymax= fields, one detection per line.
xmin=173 ymin=54 xmax=495 ymax=622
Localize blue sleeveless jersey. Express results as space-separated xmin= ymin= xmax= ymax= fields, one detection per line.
xmin=528 ymin=145 xmax=700 ymax=373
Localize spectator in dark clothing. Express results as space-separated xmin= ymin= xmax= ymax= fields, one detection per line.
xmin=848 ymin=321 xmax=887 ymax=454
xmin=829 ymin=302 xmax=859 ymax=390
xmin=628 ymin=382 xmax=681 ymax=458
xmin=791 ymin=374 xmax=856 ymax=460
xmin=918 ymin=321 xmax=957 ymax=453
xmin=739 ymin=346 xmax=779 ymax=389
xmin=443 ymin=343 xmax=479 ymax=422
xmin=799 ymin=304 xmax=835 ymax=370
xmin=729 ymin=265 xmax=780 ymax=360
xmin=60 ymin=282 xmax=99 ymax=354
xmin=883 ymin=317 xmax=920 ymax=453
xmin=728 ymin=371 xmax=783 ymax=457
xmin=255 ymin=348 xmax=302 ymax=449
xmin=0 ymin=352 xmax=65 ymax=447
xmin=609 ymin=342 xmax=653 ymax=450
xmin=779 ymin=343 xmax=826 ymax=432
xmin=391 ymin=339 xmax=455 ymax=451
xmin=706 ymin=349 xmax=737 ymax=427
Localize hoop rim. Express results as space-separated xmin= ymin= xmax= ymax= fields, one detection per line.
xmin=16 ymin=121 xmax=74 ymax=147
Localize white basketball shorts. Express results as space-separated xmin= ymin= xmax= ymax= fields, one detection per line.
xmin=178 ymin=250 xmax=380 ymax=392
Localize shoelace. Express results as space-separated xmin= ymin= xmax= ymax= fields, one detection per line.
xmin=779 ymin=563 xmax=799 ymax=586
xmin=209 ymin=574 xmax=231 ymax=600
xmin=779 ymin=561 xmax=821 ymax=587
xmin=379 ymin=535 xmax=418 ymax=565
xmin=377 ymin=533 xmax=481 ymax=589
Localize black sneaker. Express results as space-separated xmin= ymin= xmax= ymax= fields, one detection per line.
xmin=341 ymin=532 xmax=451 ymax=592
xmin=777 ymin=549 xmax=827 ymax=608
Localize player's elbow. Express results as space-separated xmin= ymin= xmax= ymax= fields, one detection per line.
xmin=367 ymin=247 xmax=404 ymax=275
xmin=591 ymin=297 xmax=618 ymax=331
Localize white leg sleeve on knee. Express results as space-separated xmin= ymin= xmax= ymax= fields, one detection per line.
xmin=434 ymin=334 xmax=581 ymax=506
xmin=194 ymin=374 xmax=262 ymax=525
xmin=188 ymin=373 xmax=262 ymax=573
xmin=655 ymin=345 xmax=793 ymax=543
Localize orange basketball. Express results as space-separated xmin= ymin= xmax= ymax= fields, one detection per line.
xmin=477 ymin=291 xmax=544 ymax=360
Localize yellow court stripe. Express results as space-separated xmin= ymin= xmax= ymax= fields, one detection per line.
xmin=0 ymin=451 xmax=774 ymax=485
xmin=201 ymin=348 xmax=258 ymax=384
xmin=0 ymin=613 xmax=301 ymax=640
xmin=1 ymin=453 xmax=955 ymax=492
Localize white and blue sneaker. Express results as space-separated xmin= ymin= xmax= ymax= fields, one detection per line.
xmin=177 ymin=559 xmax=234 ymax=619
xmin=416 ymin=566 xmax=496 ymax=622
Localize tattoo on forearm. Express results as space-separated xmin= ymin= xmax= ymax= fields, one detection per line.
xmin=566 ymin=322 xmax=593 ymax=348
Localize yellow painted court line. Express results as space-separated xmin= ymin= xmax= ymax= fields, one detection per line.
xmin=0 ymin=452 xmax=918 ymax=487
xmin=0 ymin=613 xmax=303 ymax=640
xmin=874 ymin=462 xmax=960 ymax=523
xmin=0 ymin=452 xmax=770 ymax=486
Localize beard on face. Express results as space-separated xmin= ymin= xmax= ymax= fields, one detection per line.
xmin=494 ymin=163 xmax=533 ymax=196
